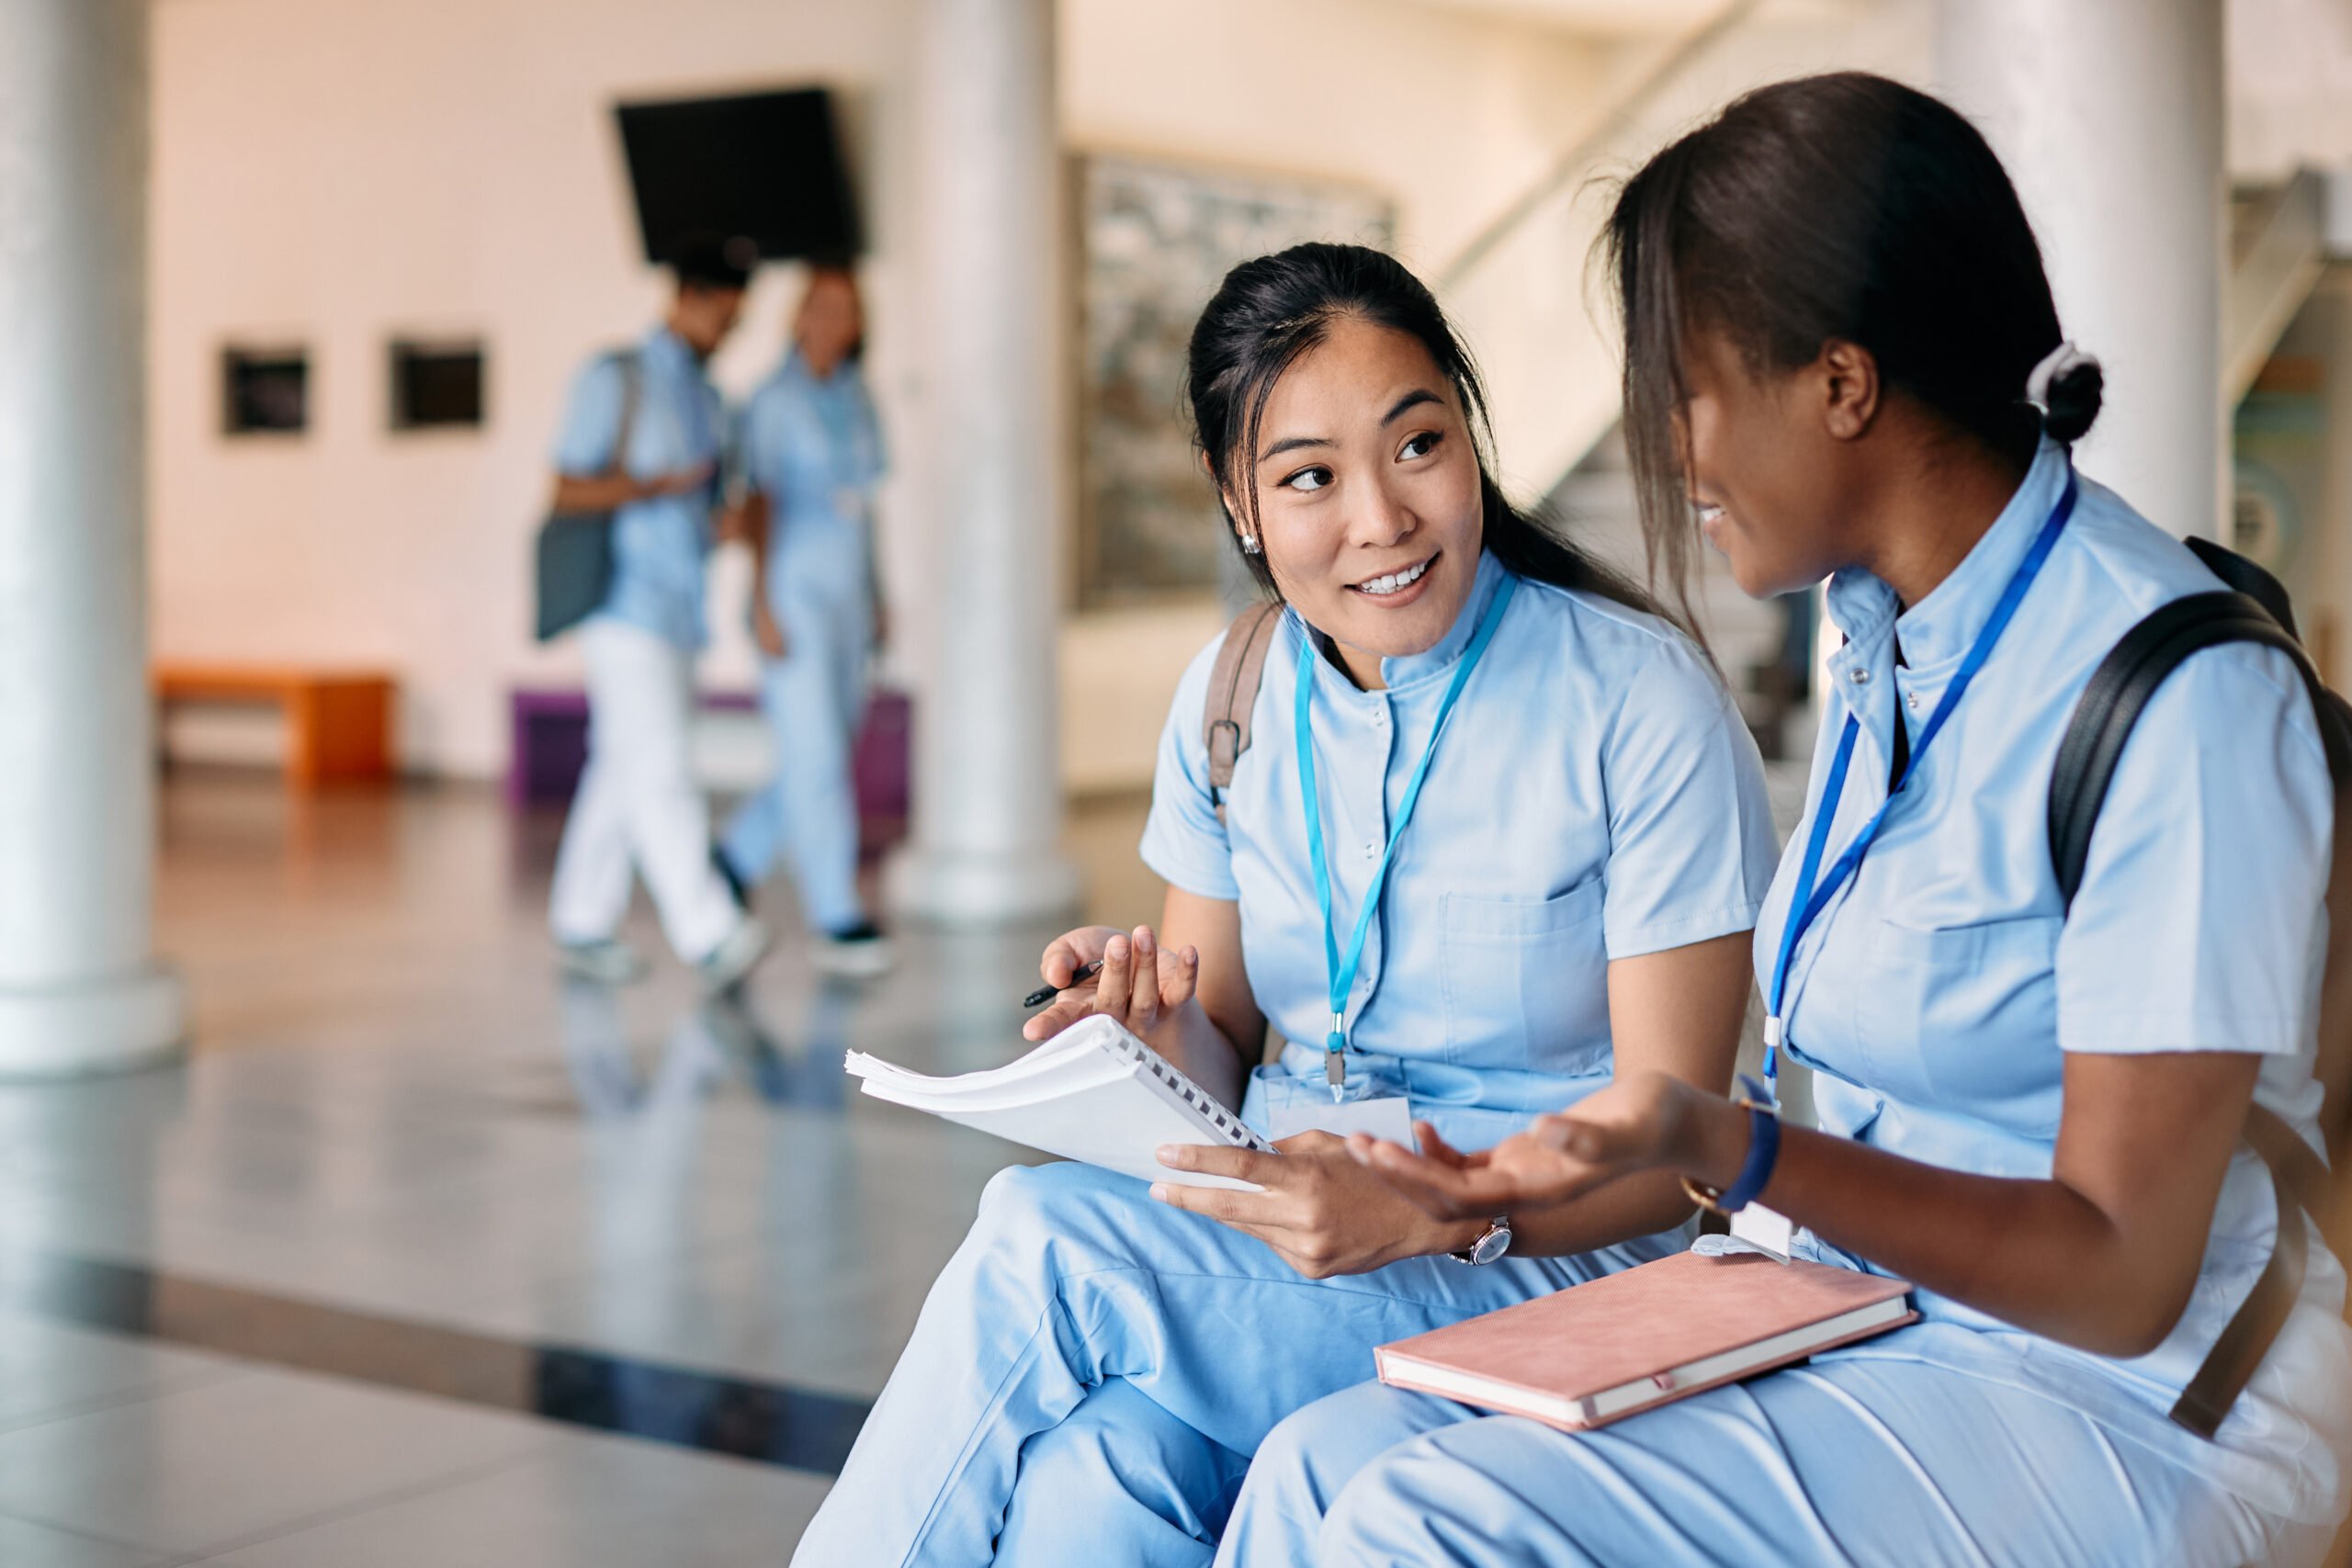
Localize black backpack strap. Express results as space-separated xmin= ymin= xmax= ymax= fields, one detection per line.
xmin=2168 ymin=1104 xmax=2313 ymax=1438
xmin=2049 ymin=592 xmax=2329 ymax=906
xmin=2048 ymin=585 xmax=2350 ymax=1437
xmin=2186 ymin=536 xmax=2300 ymax=641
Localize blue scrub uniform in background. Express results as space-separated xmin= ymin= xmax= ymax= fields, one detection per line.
xmin=1221 ymin=442 xmax=2352 ymax=1568
xmin=721 ymin=350 xmax=886 ymax=936
xmin=788 ymin=552 xmax=1780 ymax=1567
xmin=547 ymin=326 xmax=743 ymax=964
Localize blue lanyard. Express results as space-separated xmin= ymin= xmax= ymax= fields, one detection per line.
xmin=1763 ymin=472 xmax=2079 ymax=1093
xmin=1297 ymin=574 xmax=1519 ymax=1095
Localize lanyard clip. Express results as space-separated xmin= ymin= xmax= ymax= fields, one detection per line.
xmin=1326 ymin=1014 xmax=1347 ymax=1101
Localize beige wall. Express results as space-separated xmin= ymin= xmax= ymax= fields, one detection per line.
xmin=150 ymin=0 xmax=924 ymax=780
xmin=148 ymin=0 xmax=1621 ymax=784
xmin=1064 ymin=0 xmax=1611 ymax=272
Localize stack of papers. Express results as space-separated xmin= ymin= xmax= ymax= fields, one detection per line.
xmin=845 ymin=1015 xmax=1275 ymax=1191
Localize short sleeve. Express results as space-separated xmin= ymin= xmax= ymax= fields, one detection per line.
xmin=552 ymin=355 xmax=626 ymax=477
xmin=1598 ymin=641 xmax=1779 ymax=959
xmin=1138 ymin=635 xmax=1241 ymax=901
xmin=2058 ymin=644 xmax=2330 ymax=1056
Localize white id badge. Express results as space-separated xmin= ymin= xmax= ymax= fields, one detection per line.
xmin=1728 ymin=1201 xmax=1794 ymax=1262
xmin=1265 ymin=1091 xmax=1418 ymax=1147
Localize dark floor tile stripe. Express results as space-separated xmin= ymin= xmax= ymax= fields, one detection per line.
xmin=2 ymin=1251 xmax=869 ymax=1475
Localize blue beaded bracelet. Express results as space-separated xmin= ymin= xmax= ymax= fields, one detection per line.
xmin=1683 ymin=1074 xmax=1781 ymax=1216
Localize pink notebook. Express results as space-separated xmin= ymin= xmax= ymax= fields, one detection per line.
xmin=1376 ymin=1250 xmax=1917 ymax=1431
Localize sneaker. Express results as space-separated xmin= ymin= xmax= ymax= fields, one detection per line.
xmin=813 ymin=921 xmax=894 ymax=978
xmin=698 ymin=917 xmax=774 ymax=995
xmin=556 ymin=938 xmax=649 ymax=986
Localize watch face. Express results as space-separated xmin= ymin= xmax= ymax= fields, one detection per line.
xmin=1471 ymin=1223 xmax=1511 ymax=1265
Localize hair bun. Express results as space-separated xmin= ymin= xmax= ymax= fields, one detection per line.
xmin=2026 ymin=341 xmax=2102 ymax=445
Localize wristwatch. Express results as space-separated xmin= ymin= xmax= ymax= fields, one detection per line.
xmin=1448 ymin=1215 xmax=1513 ymax=1266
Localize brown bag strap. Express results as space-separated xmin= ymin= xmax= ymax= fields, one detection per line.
xmin=1203 ymin=602 xmax=1283 ymax=826
xmin=2169 ymin=1103 xmax=2335 ymax=1438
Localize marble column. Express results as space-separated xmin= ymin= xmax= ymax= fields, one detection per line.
xmin=1937 ymin=0 xmax=2227 ymax=540
xmin=0 ymin=0 xmax=185 ymax=1076
xmin=891 ymin=0 xmax=1082 ymax=922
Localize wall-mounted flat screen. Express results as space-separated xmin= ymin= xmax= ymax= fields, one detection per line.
xmin=615 ymin=87 xmax=860 ymax=265
xmin=390 ymin=340 xmax=485 ymax=431
xmin=222 ymin=347 xmax=309 ymax=435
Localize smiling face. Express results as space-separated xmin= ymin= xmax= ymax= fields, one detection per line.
xmin=1679 ymin=326 xmax=1879 ymax=600
xmin=1229 ymin=316 xmax=1484 ymax=688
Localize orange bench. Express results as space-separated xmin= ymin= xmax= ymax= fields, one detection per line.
xmin=153 ymin=664 xmax=397 ymax=788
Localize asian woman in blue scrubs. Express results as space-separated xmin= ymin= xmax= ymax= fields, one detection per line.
xmin=788 ymin=244 xmax=1779 ymax=1566
xmin=1223 ymin=73 xmax=2352 ymax=1568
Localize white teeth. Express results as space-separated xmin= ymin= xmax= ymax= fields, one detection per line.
xmin=1358 ymin=558 xmax=1430 ymax=596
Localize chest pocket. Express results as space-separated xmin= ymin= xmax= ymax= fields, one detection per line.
xmin=1440 ymin=880 xmax=1609 ymax=1073
xmin=1847 ymin=914 xmax=2064 ymax=1134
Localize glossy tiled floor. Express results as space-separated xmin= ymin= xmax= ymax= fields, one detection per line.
xmin=0 ymin=765 xmax=1811 ymax=1564
xmin=0 ymin=773 xmax=1168 ymax=1564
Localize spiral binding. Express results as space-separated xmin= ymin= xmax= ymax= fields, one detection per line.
xmin=1102 ymin=1026 xmax=1272 ymax=1153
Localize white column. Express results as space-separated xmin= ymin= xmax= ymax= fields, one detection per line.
xmin=0 ymin=0 xmax=185 ymax=1077
xmin=1936 ymin=0 xmax=2226 ymax=540
xmin=890 ymin=0 xmax=1081 ymax=922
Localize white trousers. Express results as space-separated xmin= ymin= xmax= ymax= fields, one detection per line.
xmin=548 ymin=618 xmax=741 ymax=963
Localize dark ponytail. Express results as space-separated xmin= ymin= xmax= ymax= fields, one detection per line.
xmin=1186 ymin=242 xmax=1656 ymax=620
xmin=1600 ymin=72 xmax=2102 ymax=604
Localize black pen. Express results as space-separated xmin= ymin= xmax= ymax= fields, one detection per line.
xmin=1023 ymin=961 xmax=1104 ymax=1009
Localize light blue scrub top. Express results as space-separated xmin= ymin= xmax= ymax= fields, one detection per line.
xmin=1759 ymin=438 xmax=2352 ymax=1518
xmin=551 ymin=325 xmax=726 ymax=651
xmin=1142 ymin=551 xmax=1780 ymax=1144
xmin=734 ymin=350 xmax=886 ymax=615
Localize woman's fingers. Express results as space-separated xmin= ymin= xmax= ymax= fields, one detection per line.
xmin=1094 ymin=931 xmax=1135 ymax=1021
xmin=1156 ymin=1142 xmax=1278 ymax=1188
xmin=1127 ymin=927 xmax=1160 ymax=1029
xmin=1351 ymin=1138 xmax=1521 ymax=1219
xmin=1157 ymin=943 xmax=1200 ymax=1013
xmin=1039 ymin=927 xmax=1114 ymax=988
xmin=1020 ymin=993 xmax=1095 ymax=1042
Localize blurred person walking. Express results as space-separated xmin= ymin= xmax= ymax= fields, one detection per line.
xmin=717 ymin=265 xmax=894 ymax=976
xmin=547 ymin=236 xmax=772 ymax=991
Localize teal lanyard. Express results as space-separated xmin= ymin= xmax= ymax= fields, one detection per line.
xmin=1762 ymin=470 xmax=2078 ymax=1096
xmin=1296 ymin=574 xmax=1519 ymax=1097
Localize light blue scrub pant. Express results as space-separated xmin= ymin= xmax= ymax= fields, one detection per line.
xmin=1217 ymin=1338 xmax=2333 ymax=1567
xmin=788 ymin=1156 xmax=1672 ymax=1567
xmin=721 ymin=580 xmax=868 ymax=935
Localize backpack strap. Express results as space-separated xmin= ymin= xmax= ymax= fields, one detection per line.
xmin=1204 ymin=602 xmax=1283 ymax=827
xmin=604 ymin=350 xmax=642 ymax=480
xmin=2049 ymin=592 xmax=2319 ymax=904
xmin=2048 ymin=585 xmax=2349 ymax=1437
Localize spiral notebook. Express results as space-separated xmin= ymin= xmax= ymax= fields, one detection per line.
xmin=844 ymin=1015 xmax=1275 ymax=1191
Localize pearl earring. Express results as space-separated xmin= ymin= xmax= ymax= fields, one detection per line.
xmin=1239 ymin=534 xmax=1261 ymax=555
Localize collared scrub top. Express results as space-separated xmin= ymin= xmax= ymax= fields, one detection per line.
xmin=1141 ymin=551 xmax=1780 ymax=1145
xmin=734 ymin=350 xmax=886 ymax=617
xmin=551 ymin=325 xmax=726 ymax=651
xmin=1757 ymin=437 xmax=2352 ymax=1524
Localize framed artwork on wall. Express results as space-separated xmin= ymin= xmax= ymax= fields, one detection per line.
xmin=1074 ymin=153 xmax=1394 ymax=609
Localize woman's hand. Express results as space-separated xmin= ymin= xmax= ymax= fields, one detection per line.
xmin=1149 ymin=1133 xmax=1483 ymax=1279
xmin=752 ymin=599 xmax=788 ymax=660
xmin=639 ymin=460 xmax=717 ymax=500
xmin=1022 ymin=925 xmax=1201 ymax=1043
xmin=1349 ymin=1071 xmax=1706 ymax=1223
